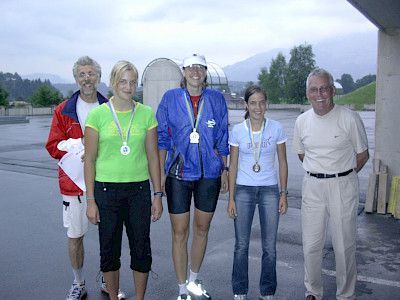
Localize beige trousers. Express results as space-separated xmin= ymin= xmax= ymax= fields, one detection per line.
xmin=301 ymin=171 xmax=358 ymax=300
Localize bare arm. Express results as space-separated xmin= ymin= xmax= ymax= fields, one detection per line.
xmin=158 ymin=149 xmax=167 ymax=196
xmin=227 ymin=146 xmax=239 ymax=219
xmin=220 ymin=155 xmax=228 ymax=194
xmin=298 ymin=153 xmax=305 ymax=162
xmin=277 ymin=143 xmax=288 ymax=215
xmin=145 ymin=127 xmax=163 ymax=222
xmin=355 ymin=149 xmax=369 ymax=173
xmin=83 ymin=126 xmax=100 ymax=225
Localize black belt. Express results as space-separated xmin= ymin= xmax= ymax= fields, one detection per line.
xmin=307 ymin=169 xmax=353 ymax=179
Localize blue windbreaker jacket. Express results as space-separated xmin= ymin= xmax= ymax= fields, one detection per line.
xmin=156 ymin=87 xmax=229 ymax=181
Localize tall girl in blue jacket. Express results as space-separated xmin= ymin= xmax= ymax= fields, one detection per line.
xmin=156 ymin=53 xmax=229 ymax=300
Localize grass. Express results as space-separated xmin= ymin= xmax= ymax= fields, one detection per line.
xmin=334 ymin=82 xmax=376 ymax=110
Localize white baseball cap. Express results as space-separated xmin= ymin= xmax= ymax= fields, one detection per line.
xmin=183 ymin=53 xmax=207 ymax=68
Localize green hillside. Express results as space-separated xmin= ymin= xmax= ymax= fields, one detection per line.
xmin=334 ymin=82 xmax=376 ymax=110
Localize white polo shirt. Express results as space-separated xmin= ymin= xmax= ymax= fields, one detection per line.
xmin=292 ymin=104 xmax=368 ymax=174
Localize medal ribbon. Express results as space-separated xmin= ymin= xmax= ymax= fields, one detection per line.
xmin=184 ymin=92 xmax=205 ymax=132
xmin=108 ymin=100 xmax=136 ymax=146
xmin=247 ymin=118 xmax=266 ymax=166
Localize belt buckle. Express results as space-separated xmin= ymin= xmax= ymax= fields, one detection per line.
xmin=316 ymin=173 xmax=325 ymax=179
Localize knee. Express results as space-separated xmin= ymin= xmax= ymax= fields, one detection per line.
xmin=69 ymin=236 xmax=83 ymax=248
xmin=193 ymin=223 xmax=210 ymax=238
xmin=171 ymin=227 xmax=189 ymax=244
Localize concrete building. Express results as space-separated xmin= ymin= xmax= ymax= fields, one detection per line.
xmin=347 ymin=0 xmax=400 ymax=201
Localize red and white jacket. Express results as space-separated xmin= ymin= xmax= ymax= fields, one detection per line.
xmin=46 ymin=91 xmax=108 ymax=196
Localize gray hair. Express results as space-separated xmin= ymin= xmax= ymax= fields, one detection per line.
xmin=306 ymin=68 xmax=334 ymax=89
xmin=72 ymin=56 xmax=101 ymax=79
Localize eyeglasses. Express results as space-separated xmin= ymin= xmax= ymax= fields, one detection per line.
xmin=185 ymin=65 xmax=206 ymax=72
xmin=309 ymin=85 xmax=332 ymax=95
xmin=78 ymin=72 xmax=98 ymax=79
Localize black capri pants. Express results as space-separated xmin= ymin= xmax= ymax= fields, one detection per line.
xmin=94 ymin=180 xmax=152 ymax=273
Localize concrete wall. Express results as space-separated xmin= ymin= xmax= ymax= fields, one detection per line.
xmin=375 ymin=29 xmax=400 ymax=180
xmin=0 ymin=105 xmax=55 ymax=116
xmin=142 ymin=59 xmax=182 ymax=114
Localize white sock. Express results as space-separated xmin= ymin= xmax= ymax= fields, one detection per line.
xmin=73 ymin=268 xmax=84 ymax=283
xmin=189 ymin=269 xmax=198 ymax=283
xmin=179 ymin=282 xmax=188 ymax=295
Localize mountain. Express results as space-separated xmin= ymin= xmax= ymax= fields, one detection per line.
xmin=222 ymin=31 xmax=377 ymax=83
xmin=21 ymin=73 xmax=73 ymax=84
xmin=53 ymin=82 xmax=110 ymax=98
xmin=21 ymin=73 xmax=110 ymax=97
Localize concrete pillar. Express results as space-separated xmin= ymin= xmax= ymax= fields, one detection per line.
xmin=375 ymin=29 xmax=400 ymax=181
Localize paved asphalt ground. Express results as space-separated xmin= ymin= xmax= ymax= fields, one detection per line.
xmin=0 ymin=110 xmax=399 ymax=300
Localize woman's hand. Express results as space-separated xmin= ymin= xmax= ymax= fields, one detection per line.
xmin=151 ymin=197 xmax=163 ymax=222
xmin=86 ymin=200 xmax=100 ymax=225
xmin=227 ymin=200 xmax=237 ymax=219
xmin=279 ymin=194 xmax=288 ymax=215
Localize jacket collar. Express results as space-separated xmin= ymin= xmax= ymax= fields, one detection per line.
xmin=62 ymin=90 xmax=108 ymax=121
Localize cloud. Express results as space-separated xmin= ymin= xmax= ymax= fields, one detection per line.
xmin=0 ymin=0 xmax=376 ymax=82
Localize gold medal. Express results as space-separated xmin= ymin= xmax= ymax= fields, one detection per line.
xmin=248 ymin=119 xmax=265 ymax=173
xmin=253 ymin=163 xmax=261 ymax=173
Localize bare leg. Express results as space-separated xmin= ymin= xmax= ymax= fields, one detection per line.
xmin=170 ymin=212 xmax=191 ymax=284
xmin=103 ymin=270 xmax=119 ymax=300
xmin=68 ymin=236 xmax=84 ymax=270
xmin=133 ymin=270 xmax=149 ymax=300
xmin=190 ymin=208 xmax=214 ymax=273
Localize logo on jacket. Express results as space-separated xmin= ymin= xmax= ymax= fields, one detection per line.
xmin=206 ymin=119 xmax=216 ymax=128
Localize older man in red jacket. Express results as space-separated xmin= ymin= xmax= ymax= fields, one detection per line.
xmin=46 ymin=56 xmax=119 ymax=300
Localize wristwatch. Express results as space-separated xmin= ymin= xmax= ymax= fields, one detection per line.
xmin=223 ymin=167 xmax=229 ymax=172
xmin=279 ymin=190 xmax=288 ymax=195
xmin=154 ymin=192 xmax=164 ymax=197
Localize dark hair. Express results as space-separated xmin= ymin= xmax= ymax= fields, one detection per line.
xmin=244 ymin=85 xmax=268 ymax=119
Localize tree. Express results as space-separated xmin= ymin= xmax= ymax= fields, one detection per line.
xmin=0 ymin=84 xmax=9 ymax=107
xmin=30 ymin=85 xmax=63 ymax=107
xmin=246 ymin=81 xmax=255 ymax=87
xmin=354 ymin=74 xmax=376 ymax=90
xmin=337 ymin=74 xmax=355 ymax=94
xmin=266 ymin=52 xmax=287 ymax=103
xmin=285 ymin=43 xmax=316 ymax=104
xmin=258 ymin=67 xmax=269 ymax=91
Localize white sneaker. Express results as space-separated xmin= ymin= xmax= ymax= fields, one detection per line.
xmin=66 ymin=281 xmax=87 ymax=300
xmin=187 ymin=279 xmax=211 ymax=299
xmin=177 ymin=294 xmax=192 ymax=300
xmin=260 ymin=295 xmax=274 ymax=300
xmin=100 ymin=277 xmax=126 ymax=300
xmin=234 ymin=295 xmax=248 ymax=300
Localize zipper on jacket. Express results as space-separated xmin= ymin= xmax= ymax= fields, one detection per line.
xmin=198 ymin=133 xmax=204 ymax=178
xmin=194 ymin=91 xmax=204 ymax=178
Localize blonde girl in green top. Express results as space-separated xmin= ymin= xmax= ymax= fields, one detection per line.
xmin=84 ymin=60 xmax=163 ymax=300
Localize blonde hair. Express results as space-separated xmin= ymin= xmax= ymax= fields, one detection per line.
xmin=109 ymin=60 xmax=138 ymax=89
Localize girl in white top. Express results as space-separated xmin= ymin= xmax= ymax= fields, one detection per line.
xmin=227 ymin=85 xmax=288 ymax=300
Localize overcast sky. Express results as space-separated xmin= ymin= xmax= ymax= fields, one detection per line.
xmin=0 ymin=0 xmax=377 ymax=83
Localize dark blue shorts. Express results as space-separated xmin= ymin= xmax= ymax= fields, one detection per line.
xmin=94 ymin=180 xmax=152 ymax=273
xmin=165 ymin=176 xmax=221 ymax=214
